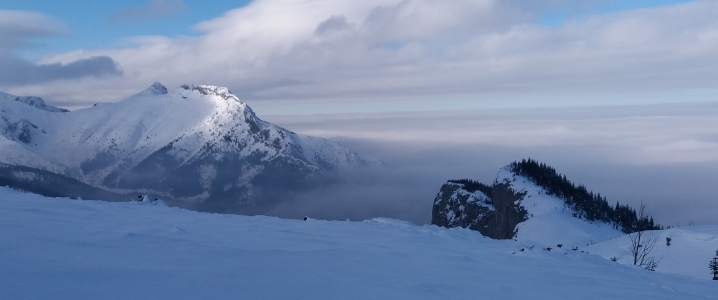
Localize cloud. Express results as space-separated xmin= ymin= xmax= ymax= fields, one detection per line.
xmin=314 ymin=15 xmax=352 ymax=35
xmin=20 ymin=0 xmax=717 ymax=107
xmin=0 ymin=10 xmax=67 ymax=53
xmin=0 ymin=56 xmax=121 ymax=86
xmin=266 ymin=101 xmax=718 ymax=166
xmin=0 ymin=10 xmax=122 ymax=87
xmin=108 ymin=0 xmax=186 ymax=25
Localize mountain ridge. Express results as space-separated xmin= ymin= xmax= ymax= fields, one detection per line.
xmin=0 ymin=83 xmax=381 ymax=213
xmin=0 ymin=92 xmax=70 ymax=113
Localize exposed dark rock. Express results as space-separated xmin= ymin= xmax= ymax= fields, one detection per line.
xmin=432 ymin=179 xmax=527 ymax=239
xmin=489 ymin=181 xmax=528 ymax=239
xmin=431 ymin=181 xmax=493 ymax=233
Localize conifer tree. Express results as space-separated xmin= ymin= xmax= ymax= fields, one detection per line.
xmin=710 ymin=250 xmax=718 ymax=280
xmin=509 ymin=159 xmax=660 ymax=233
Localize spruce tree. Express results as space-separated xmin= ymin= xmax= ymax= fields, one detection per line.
xmin=509 ymin=159 xmax=660 ymax=233
xmin=710 ymin=250 xmax=718 ymax=280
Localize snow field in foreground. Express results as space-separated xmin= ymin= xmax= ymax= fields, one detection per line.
xmin=587 ymin=226 xmax=718 ymax=280
xmin=1 ymin=187 xmax=717 ymax=300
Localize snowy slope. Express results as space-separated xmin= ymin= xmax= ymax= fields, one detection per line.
xmin=22 ymin=83 xmax=376 ymax=178
xmin=434 ymin=165 xmax=624 ymax=249
xmin=432 ymin=164 xmax=717 ymax=280
xmin=0 ymin=94 xmax=74 ymax=175
xmin=0 ymin=83 xmax=380 ymax=210
xmin=586 ymin=226 xmax=718 ymax=280
xmin=496 ymin=166 xmax=625 ymax=249
xmin=0 ymin=187 xmax=716 ymax=300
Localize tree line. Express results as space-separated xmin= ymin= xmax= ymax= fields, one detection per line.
xmin=510 ymin=158 xmax=660 ymax=234
xmin=447 ymin=179 xmax=493 ymax=199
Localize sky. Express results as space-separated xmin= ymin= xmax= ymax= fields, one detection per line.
xmin=0 ymin=0 xmax=251 ymax=56
xmin=1 ymin=0 xmax=718 ymax=226
xmin=0 ymin=0 xmax=695 ymax=55
xmin=0 ymin=0 xmax=714 ymax=110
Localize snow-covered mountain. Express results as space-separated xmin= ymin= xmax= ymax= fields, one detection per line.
xmin=0 ymin=83 xmax=380 ymax=212
xmin=2 ymin=187 xmax=717 ymax=299
xmin=0 ymin=92 xmax=69 ymax=113
xmin=432 ymin=161 xmax=629 ymax=250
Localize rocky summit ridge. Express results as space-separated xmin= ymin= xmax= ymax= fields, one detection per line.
xmin=0 ymin=83 xmax=381 ymax=214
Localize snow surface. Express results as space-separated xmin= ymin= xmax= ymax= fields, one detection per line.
xmin=587 ymin=226 xmax=718 ymax=280
xmin=138 ymin=81 xmax=169 ymax=96
xmin=1 ymin=187 xmax=717 ymax=299
xmin=497 ymin=166 xmax=624 ymax=249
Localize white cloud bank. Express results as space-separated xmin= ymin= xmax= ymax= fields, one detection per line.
xmin=3 ymin=0 xmax=717 ymax=108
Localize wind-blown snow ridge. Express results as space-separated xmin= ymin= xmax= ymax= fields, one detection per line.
xmin=138 ymin=81 xmax=169 ymax=96
xmin=177 ymin=84 xmax=240 ymax=101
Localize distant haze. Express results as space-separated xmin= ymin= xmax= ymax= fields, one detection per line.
xmin=262 ymin=102 xmax=718 ymax=226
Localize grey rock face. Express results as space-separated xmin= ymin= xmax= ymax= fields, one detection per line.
xmin=432 ymin=179 xmax=527 ymax=239
xmin=488 ymin=181 xmax=528 ymax=239
xmin=432 ymin=181 xmax=494 ymax=233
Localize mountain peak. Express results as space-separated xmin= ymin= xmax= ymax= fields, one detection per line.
xmin=177 ymin=84 xmax=241 ymax=102
xmin=0 ymin=92 xmax=69 ymax=112
xmin=139 ymin=82 xmax=169 ymax=96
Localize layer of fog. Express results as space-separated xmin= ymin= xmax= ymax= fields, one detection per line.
xmin=262 ymin=102 xmax=718 ymax=226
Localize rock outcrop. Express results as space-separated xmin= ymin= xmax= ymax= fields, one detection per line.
xmin=432 ymin=178 xmax=527 ymax=239
xmin=432 ymin=159 xmax=659 ymax=245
